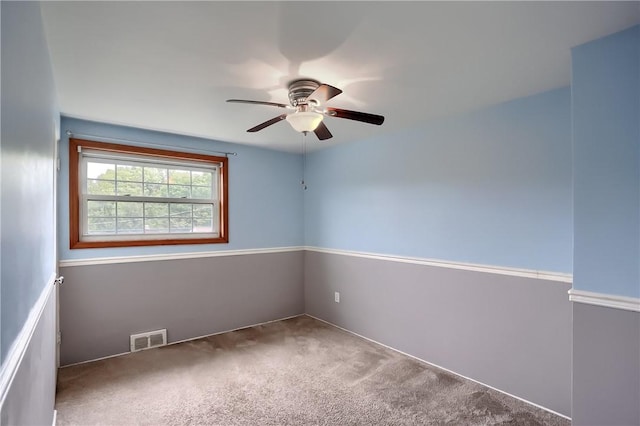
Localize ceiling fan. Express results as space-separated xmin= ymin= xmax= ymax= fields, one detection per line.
xmin=226 ymin=79 xmax=384 ymax=141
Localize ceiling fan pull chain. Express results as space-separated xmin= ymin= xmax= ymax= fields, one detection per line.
xmin=301 ymin=132 xmax=308 ymax=191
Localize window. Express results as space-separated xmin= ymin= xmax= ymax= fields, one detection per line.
xmin=69 ymin=138 xmax=228 ymax=248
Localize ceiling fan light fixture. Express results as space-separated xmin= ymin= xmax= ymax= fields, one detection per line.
xmin=286 ymin=111 xmax=323 ymax=133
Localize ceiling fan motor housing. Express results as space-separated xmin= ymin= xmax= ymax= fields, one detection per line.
xmin=288 ymin=79 xmax=321 ymax=107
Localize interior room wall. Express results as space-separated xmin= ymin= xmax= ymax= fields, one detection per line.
xmin=0 ymin=1 xmax=59 ymax=424
xmin=59 ymin=117 xmax=304 ymax=261
xmin=572 ymin=24 xmax=639 ymax=300
xmin=304 ymin=88 xmax=572 ymax=273
xmin=571 ymin=24 xmax=640 ymax=426
xmin=57 ymin=117 xmax=305 ymax=365
xmin=304 ymin=87 xmax=573 ymax=416
xmin=59 ymin=252 xmax=303 ymax=365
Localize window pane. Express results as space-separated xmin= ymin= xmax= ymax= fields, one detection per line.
xmin=87 ymin=179 xmax=115 ymax=195
xmin=169 ymin=169 xmax=191 ymax=185
xmin=193 ymin=219 xmax=213 ymax=232
xmin=144 ymin=183 xmax=168 ymax=197
xmin=75 ymin=142 xmax=226 ymax=247
xmin=193 ymin=204 xmax=213 ymax=219
xmin=170 ymin=204 xmax=192 ymax=218
xmin=117 ymin=202 xmax=143 ymax=217
xmin=192 ymin=186 xmax=212 ymax=199
xmin=87 ymin=201 xmax=116 ymax=217
xmin=117 ymin=218 xmax=144 ymax=234
xmin=145 ymin=218 xmax=169 ymax=234
xmin=117 ymin=182 xmax=143 ymax=196
xmin=168 ymin=185 xmax=190 ymax=198
xmin=88 ymin=217 xmax=116 ymax=234
xmin=117 ymin=165 xmax=142 ymax=182
xmin=144 ymin=167 xmax=167 ymax=184
xmin=145 ymin=203 xmax=168 ymax=218
xmin=170 ymin=217 xmax=192 ymax=233
xmin=192 ymin=171 xmax=212 ymax=187
xmin=87 ymin=162 xmax=115 ymax=180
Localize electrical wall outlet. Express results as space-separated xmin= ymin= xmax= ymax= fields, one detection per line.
xmin=334 ymin=292 xmax=340 ymax=303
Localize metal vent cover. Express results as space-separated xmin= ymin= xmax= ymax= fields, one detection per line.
xmin=132 ymin=336 xmax=148 ymax=351
xmin=130 ymin=329 xmax=167 ymax=352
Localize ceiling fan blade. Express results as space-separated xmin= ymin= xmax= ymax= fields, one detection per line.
xmin=247 ymin=114 xmax=287 ymax=132
xmin=313 ymin=121 xmax=333 ymax=140
xmin=307 ymin=84 xmax=342 ymax=105
xmin=325 ymin=107 xmax=385 ymax=125
xmin=227 ymin=99 xmax=289 ymax=109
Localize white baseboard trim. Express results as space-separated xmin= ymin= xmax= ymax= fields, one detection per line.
xmin=305 ymin=246 xmax=572 ymax=283
xmin=568 ymin=289 xmax=640 ymax=312
xmin=60 ymin=313 xmax=306 ymax=368
xmin=0 ymin=273 xmax=56 ymax=407
xmin=306 ymin=314 xmax=571 ymax=421
xmin=59 ymin=246 xmax=304 ymax=267
xmin=52 ymin=409 xmax=57 ymax=426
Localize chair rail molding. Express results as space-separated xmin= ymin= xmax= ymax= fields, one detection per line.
xmin=568 ymin=289 xmax=640 ymax=312
xmin=58 ymin=246 xmax=304 ymax=267
xmin=305 ymin=246 xmax=572 ymax=283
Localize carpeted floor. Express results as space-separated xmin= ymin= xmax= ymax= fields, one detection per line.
xmin=56 ymin=315 xmax=569 ymax=425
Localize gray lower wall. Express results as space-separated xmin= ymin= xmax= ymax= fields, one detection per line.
xmin=572 ymin=302 xmax=640 ymax=426
xmin=304 ymin=251 xmax=572 ymax=417
xmin=1 ymin=285 xmax=57 ymax=425
xmin=59 ymin=251 xmax=304 ymax=366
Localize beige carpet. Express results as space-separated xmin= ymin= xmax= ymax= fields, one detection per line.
xmin=56 ymin=315 xmax=569 ymax=425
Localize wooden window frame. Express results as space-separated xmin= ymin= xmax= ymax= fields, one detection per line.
xmin=69 ymin=138 xmax=228 ymax=249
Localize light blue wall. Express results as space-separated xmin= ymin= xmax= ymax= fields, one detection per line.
xmin=572 ymin=25 xmax=640 ymax=298
xmin=1 ymin=1 xmax=59 ymax=362
xmin=58 ymin=117 xmax=304 ymax=260
xmin=304 ymin=88 xmax=573 ymax=273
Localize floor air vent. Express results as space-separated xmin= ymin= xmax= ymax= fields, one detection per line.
xmin=130 ymin=329 xmax=167 ymax=352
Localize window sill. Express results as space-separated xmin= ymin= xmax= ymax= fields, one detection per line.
xmin=70 ymin=236 xmax=228 ymax=249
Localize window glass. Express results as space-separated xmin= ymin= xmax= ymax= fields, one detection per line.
xmin=70 ymin=139 xmax=228 ymax=248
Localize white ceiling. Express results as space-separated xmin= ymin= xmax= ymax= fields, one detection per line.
xmin=41 ymin=1 xmax=639 ymax=153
